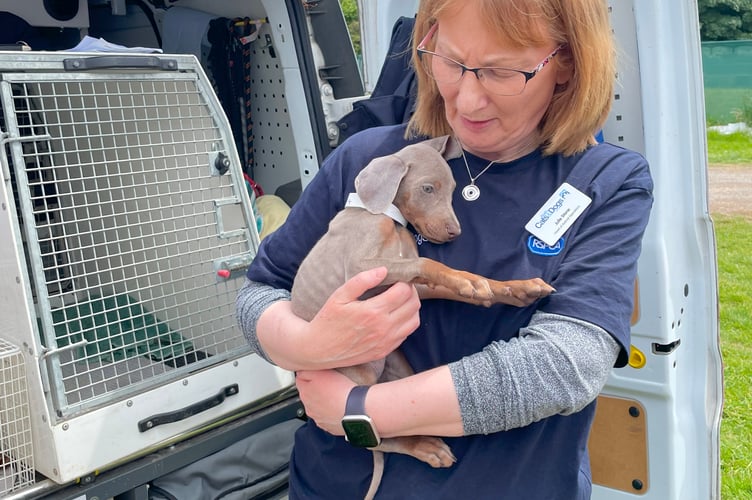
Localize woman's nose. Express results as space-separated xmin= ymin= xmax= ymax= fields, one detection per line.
xmin=454 ymin=72 xmax=490 ymax=111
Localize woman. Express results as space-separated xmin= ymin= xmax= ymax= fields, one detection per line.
xmin=237 ymin=0 xmax=653 ymax=498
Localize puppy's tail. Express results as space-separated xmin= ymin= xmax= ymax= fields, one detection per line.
xmin=364 ymin=450 xmax=385 ymax=500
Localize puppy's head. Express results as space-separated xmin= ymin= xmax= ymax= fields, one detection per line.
xmin=355 ymin=135 xmax=462 ymax=244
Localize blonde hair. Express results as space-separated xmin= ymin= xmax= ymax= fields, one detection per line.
xmin=407 ymin=0 xmax=616 ymax=157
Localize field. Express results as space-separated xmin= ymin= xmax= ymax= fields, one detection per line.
xmin=716 ymin=215 xmax=752 ymax=498
xmin=707 ymin=130 xmax=752 ymax=499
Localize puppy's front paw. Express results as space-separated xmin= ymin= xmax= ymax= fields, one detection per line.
xmin=490 ymin=278 xmax=555 ymax=306
xmin=455 ymin=273 xmax=494 ymax=301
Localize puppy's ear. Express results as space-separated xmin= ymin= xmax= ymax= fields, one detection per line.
xmin=420 ymin=135 xmax=463 ymax=160
xmin=355 ymin=155 xmax=408 ymax=214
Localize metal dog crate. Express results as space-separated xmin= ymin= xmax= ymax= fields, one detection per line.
xmin=0 ymin=52 xmax=294 ymax=484
xmin=0 ymin=338 xmax=36 ymax=497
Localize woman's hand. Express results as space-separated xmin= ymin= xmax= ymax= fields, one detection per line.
xmin=257 ymin=267 xmax=421 ymax=371
xmin=295 ymin=369 xmax=354 ymax=436
xmin=308 ymin=267 xmax=421 ymax=367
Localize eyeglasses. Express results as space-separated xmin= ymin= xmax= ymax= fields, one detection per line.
xmin=416 ymin=23 xmax=565 ymax=96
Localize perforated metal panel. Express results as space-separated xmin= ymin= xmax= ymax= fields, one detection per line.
xmin=0 ymin=54 xmax=260 ymax=417
xmin=249 ymin=29 xmax=304 ymax=194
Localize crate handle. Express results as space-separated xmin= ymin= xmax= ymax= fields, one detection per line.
xmin=137 ymin=384 xmax=239 ymax=432
xmin=63 ymin=55 xmax=179 ymax=71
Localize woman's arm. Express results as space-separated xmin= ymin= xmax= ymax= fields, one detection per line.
xmin=295 ymin=312 xmax=617 ymax=438
xmin=238 ymin=268 xmax=423 ymax=372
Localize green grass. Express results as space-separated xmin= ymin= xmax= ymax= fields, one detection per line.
xmin=707 ymin=129 xmax=752 ymax=164
xmin=709 ymin=127 xmax=751 ymax=496
xmin=715 ymin=216 xmax=752 ymax=499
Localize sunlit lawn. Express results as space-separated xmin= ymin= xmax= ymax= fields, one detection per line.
xmin=707 ymin=129 xmax=752 ymax=164
xmin=707 ymin=129 xmax=752 ymax=498
xmin=714 ymin=216 xmax=752 ymax=499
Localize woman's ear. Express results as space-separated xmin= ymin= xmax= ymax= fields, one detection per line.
xmin=555 ymin=48 xmax=573 ymax=85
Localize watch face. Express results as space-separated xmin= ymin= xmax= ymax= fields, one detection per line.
xmin=342 ymin=416 xmax=380 ymax=448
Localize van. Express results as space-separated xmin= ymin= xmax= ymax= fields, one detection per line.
xmin=0 ymin=1 xmax=722 ymax=499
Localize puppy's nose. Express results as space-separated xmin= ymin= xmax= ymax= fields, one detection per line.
xmin=446 ymin=224 xmax=461 ymax=240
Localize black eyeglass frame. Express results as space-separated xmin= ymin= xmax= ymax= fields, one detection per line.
xmin=416 ymin=22 xmax=566 ymax=96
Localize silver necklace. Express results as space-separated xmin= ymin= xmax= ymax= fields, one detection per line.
xmin=458 ymin=144 xmax=497 ymax=201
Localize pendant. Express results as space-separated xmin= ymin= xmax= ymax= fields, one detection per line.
xmin=462 ymin=183 xmax=480 ymax=201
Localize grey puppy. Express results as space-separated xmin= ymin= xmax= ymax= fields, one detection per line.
xmin=291 ymin=135 xmax=554 ymax=499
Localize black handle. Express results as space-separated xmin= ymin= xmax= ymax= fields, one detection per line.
xmin=138 ymin=384 xmax=239 ymax=432
xmin=63 ymin=55 xmax=179 ymax=72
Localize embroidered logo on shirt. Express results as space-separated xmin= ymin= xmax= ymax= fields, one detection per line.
xmin=527 ymin=235 xmax=565 ymax=256
xmin=414 ymin=232 xmax=428 ymax=246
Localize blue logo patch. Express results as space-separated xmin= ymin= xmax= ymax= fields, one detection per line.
xmin=527 ymin=235 xmax=565 ymax=256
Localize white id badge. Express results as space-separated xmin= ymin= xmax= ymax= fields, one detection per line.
xmin=525 ymin=183 xmax=592 ymax=246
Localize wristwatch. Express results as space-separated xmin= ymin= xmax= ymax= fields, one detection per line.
xmin=341 ymin=385 xmax=381 ymax=448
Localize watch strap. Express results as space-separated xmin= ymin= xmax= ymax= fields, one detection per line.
xmin=345 ymin=385 xmax=370 ymax=416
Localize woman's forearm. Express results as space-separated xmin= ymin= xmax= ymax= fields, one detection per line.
xmin=256 ymin=300 xmax=332 ymax=371
xmin=357 ymin=312 xmax=619 ymax=440
xmin=236 ymin=278 xmax=339 ymax=371
xmin=367 ymin=365 xmax=464 ymax=438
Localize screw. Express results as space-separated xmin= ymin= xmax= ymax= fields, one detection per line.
xmin=62 ymin=423 xmax=69 ymax=431
xmin=628 ymin=406 xmax=640 ymax=418
xmin=632 ymin=479 xmax=644 ymax=490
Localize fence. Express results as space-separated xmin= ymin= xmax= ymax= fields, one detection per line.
xmin=701 ymin=40 xmax=752 ymax=124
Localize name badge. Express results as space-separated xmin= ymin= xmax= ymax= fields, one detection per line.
xmin=525 ymin=183 xmax=591 ymax=246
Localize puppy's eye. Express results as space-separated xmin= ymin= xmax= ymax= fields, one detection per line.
xmin=422 ymin=185 xmax=434 ymax=194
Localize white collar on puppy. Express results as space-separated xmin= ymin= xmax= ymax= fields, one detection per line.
xmin=345 ymin=193 xmax=407 ymax=227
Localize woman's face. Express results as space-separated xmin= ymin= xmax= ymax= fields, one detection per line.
xmin=432 ymin=7 xmax=569 ymax=161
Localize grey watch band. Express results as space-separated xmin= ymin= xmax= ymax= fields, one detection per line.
xmin=345 ymin=385 xmax=370 ymax=415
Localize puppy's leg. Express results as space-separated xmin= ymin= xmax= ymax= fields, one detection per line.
xmin=378 ymin=350 xmax=413 ymax=382
xmin=337 ymin=360 xmax=386 ymax=387
xmin=373 ymin=436 xmax=456 ymax=468
xmin=360 ymin=257 xmax=495 ymax=300
xmin=418 ymin=277 xmax=555 ymax=307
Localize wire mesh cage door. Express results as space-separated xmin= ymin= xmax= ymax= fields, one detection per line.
xmin=0 ymin=339 xmax=36 ymax=496
xmin=0 ymin=56 xmax=262 ymax=418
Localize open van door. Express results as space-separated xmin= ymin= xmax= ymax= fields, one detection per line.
xmin=358 ymin=1 xmax=723 ymax=498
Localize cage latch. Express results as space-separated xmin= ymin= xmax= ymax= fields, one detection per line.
xmin=214 ymin=253 xmax=254 ymax=281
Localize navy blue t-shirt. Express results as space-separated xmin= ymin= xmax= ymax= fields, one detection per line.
xmin=246 ymin=124 xmax=653 ymax=499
